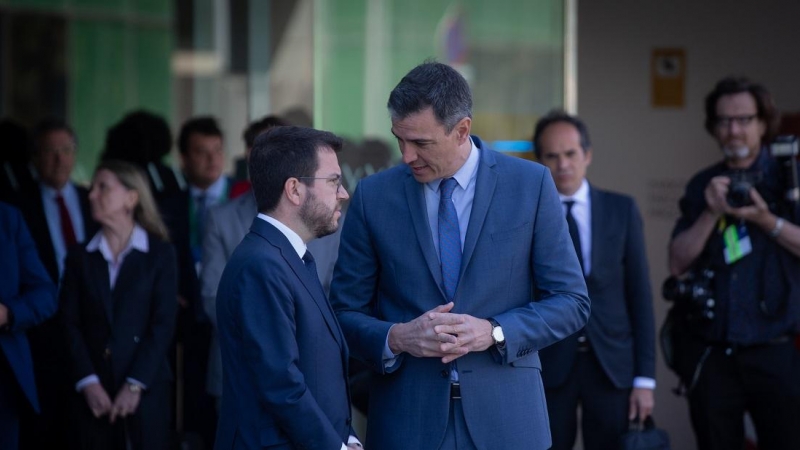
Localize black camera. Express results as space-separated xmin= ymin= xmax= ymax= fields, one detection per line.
xmin=726 ymin=170 xmax=761 ymax=208
xmin=770 ymin=135 xmax=800 ymax=203
xmin=662 ymin=269 xmax=716 ymax=321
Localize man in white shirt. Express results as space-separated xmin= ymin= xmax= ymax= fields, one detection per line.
xmin=215 ymin=126 xmax=361 ymax=449
xmin=15 ymin=118 xmax=97 ymax=450
xmin=533 ymin=111 xmax=657 ymax=450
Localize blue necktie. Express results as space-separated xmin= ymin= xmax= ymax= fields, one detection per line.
xmin=439 ymin=178 xmax=461 ymax=301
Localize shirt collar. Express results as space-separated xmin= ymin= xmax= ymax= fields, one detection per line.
xmin=190 ymin=175 xmax=227 ymax=200
xmin=257 ymin=213 xmax=306 ymax=259
xmin=428 ymin=137 xmax=480 ymax=193
xmin=40 ymin=181 xmax=75 ymax=198
xmin=558 ymin=178 xmax=589 ymax=205
xmin=86 ymin=223 xmax=149 ymax=261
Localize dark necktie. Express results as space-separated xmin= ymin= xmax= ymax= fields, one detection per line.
xmin=55 ymin=194 xmax=77 ymax=247
xmin=302 ymin=250 xmax=328 ymax=293
xmin=564 ymin=200 xmax=584 ymax=273
xmin=438 ymin=178 xmax=461 ymax=301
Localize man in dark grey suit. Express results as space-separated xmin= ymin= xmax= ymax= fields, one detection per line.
xmin=534 ymin=111 xmax=656 ymax=450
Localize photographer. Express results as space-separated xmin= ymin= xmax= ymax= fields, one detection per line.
xmin=668 ymin=77 xmax=800 ymax=450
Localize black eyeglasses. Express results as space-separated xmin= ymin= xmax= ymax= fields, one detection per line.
xmin=715 ymin=115 xmax=757 ymax=129
xmin=295 ymin=174 xmax=344 ymax=191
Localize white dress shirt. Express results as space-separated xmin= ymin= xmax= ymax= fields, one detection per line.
xmin=40 ymin=182 xmax=86 ymax=278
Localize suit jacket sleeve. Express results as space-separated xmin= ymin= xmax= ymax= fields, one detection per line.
xmin=331 ymin=184 xmax=397 ymax=373
xmin=60 ymin=249 xmax=97 ymax=381
xmin=493 ymin=168 xmax=591 ymax=365
xmin=200 ymin=209 xmax=224 ymax=327
xmin=236 ymin=258 xmax=344 ymax=449
xmin=2 ymin=205 xmax=57 ymax=331
xmin=624 ymin=198 xmax=656 ymax=379
xmin=127 ymin=243 xmax=178 ymax=387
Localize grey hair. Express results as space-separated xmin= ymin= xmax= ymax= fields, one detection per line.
xmin=387 ymin=60 xmax=472 ymax=133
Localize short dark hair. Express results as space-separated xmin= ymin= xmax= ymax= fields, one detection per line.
xmin=178 ymin=116 xmax=223 ymax=155
xmin=249 ymin=126 xmax=343 ymax=213
xmin=243 ymin=115 xmax=290 ymax=149
xmin=387 ymin=60 xmax=472 ymax=133
xmin=33 ymin=117 xmax=77 ymax=153
xmin=704 ymin=76 xmax=779 ymax=141
xmin=532 ymin=110 xmax=592 ymax=159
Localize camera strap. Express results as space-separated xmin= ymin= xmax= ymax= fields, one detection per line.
xmin=721 ymin=217 xmax=752 ymax=264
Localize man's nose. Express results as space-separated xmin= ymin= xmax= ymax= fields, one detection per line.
xmin=401 ymin=144 xmax=416 ymax=164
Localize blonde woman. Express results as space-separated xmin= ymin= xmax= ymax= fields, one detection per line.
xmin=61 ymin=160 xmax=176 ymax=450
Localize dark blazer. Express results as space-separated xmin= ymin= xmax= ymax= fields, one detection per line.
xmin=215 ymin=218 xmax=354 ymax=450
xmin=330 ymin=137 xmax=590 ymax=450
xmin=540 ymin=185 xmax=656 ymax=389
xmin=60 ymin=232 xmax=177 ymax=450
xmin=0 ymin=201 xmax=57 ymax=414
xmin=14 ymin=182 xmax=96 ymax=284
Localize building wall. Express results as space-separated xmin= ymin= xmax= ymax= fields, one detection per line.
xmin=578 ymin=1 xmax=800 ymax=448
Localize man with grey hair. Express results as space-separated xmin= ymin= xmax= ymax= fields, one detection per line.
xmin=331 ymin=61 xmax=590 ymax=449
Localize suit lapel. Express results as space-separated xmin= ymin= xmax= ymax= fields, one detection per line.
xmin=112 ymin=251 xmax=145 ymax=315
xmin=251 ymin=219 xmax=345 ymax=351
xmin=461 ymin=140 xmax=498 ymax=284
xmin=403 ymin=174 xmax=446 ymax=298
xmin=286 ymin=250 xmax=346 ymax=351
xmin=588 ymin=184 xmax=602 ymax=283
xmin=86 ymin=250 xmax=114 ymax=325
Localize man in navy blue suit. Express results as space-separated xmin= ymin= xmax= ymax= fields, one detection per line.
xmin=533 ymin=111 xmax=656 ymax=450
xmin=0 ymin=202 xmax=57 ymax=450
xmin=215 ymin=126 xmax=360 ymax=449
xmin=330 ymin=61 xmax=590 ymax=450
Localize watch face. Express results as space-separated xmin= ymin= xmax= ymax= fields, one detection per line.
xmin=492 ymin=326 xmax=505 ymax=343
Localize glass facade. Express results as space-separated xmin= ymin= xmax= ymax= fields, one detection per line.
xmin=1 ymin=0 xmax=569 ymax=183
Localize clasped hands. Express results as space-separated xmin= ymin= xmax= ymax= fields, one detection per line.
xmin=388 ymin=302 xmax=495 ymax=364
xmin=83 ymin=382 xmax=141 ymax=423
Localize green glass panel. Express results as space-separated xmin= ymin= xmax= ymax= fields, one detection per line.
xmin=8 ymin=0 xmax=64 ymax=8
xmin=316 ymin=0 xmax=565 ymax=149
xmin=135 ymin=27 xmax=172 ymax=120
xmin=72 ymin=0 xmax=124 ymax=9
xmin=133 ymin=0 xmax=171 ymax=17
xmin=69 ymin=20 xmax=130 ymax=182
xmin=316 ymin=0 xmax=366 ymax=139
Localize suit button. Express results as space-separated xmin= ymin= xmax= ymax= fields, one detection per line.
xmin=440 ymin=370 xmax=449 ymax=378
xmin=103 ymin=348 xmax=112 ymax=359
xmin=133 ymin=336 xmax=140 ymax=343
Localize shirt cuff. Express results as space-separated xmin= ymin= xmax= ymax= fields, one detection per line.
xmin=633 ymin=376 xmax=656 ymax=389
xmin=126 ymin=377 xmax=147 ymax=390
xmin=347 ymin=435 xmax=362 ymax=448
xmin=382 ymin=325 xmax=400 ymax=369
xmin=75 ymin=374 xmax=100 ymax=392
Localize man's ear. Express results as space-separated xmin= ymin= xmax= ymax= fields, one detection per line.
xmin=284 ymin=177 xmax=304 ymax=207
xmin=453 ymin=116 xmax=472 ymax=145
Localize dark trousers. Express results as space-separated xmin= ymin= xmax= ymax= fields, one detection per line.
xmin=439 ymin=396 xmax=478 ymax=450
xmin=688 ymin=340 xmax=800 ymax=450
xmin=545 ymin=350 xmax=630 ymax=450
xmin=0 ymin=350 xmax=23 ymax=450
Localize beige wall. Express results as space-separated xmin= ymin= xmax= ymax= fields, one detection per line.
xmin=578 ymin=1 xmax=800 ymax=448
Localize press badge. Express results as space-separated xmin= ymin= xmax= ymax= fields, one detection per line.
xmin=722 ymin=221 xmax=752 ymax=264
